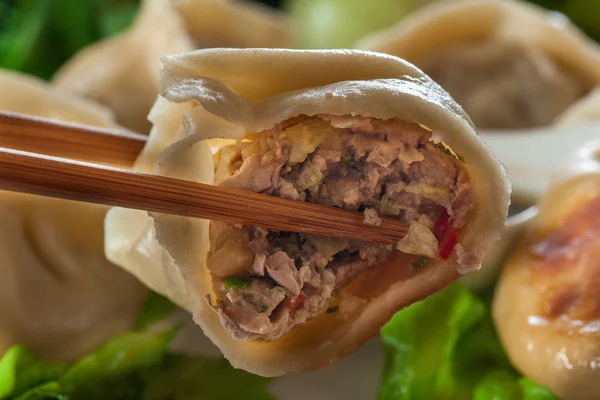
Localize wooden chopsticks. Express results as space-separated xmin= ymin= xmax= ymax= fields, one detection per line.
xmin=0 ymin=111 xmax=145 ymax=166
xmin=0 ymin=111 xmax=409 ymax=245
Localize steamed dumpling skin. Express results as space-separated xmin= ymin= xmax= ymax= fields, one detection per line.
xmin=557 ymin=88 xmax=600 ymax=126
xmin=52 ymin=0 xmax=294 ymax=134
xmin=358 ymin=0 xmax=600 ymax=130
xmin=0 ymin=69 xmax=147 ymax=361
xmin=493 ymin=141 xmax=600 ymax=400
xmin=105 ymin=48 xmax=510 ymax=376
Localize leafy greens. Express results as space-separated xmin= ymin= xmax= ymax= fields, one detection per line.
xmin=378 ymin=284 xmax=559 ymax=400
xmin=0 ymin=0 xmax=139 ymax=80
xmin=0 ymin=293 xmax=274 ymax=400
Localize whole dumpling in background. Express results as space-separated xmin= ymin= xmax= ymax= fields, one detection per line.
xmin=556 ymin=87 xmax=600 ymax=126
xmin=52 ymin=0 xmax=294 ymax=134
xmin=493 ymin=139 xmax=600 ymax=400
xmin=0 ymin=68 xmax=148 ymax=361
xmin=357 ymin=0 xmax=600 ymax=130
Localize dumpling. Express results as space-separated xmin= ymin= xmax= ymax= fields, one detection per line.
xmin=357 ymin=0 xmax=600 ymax=130
xmin=556 ymin=87 xmax=600 ymax=126
xmin=0 ymin=68 xmax=114 ymax=127
xmin=493 ymin=139 xmax=600 ymax=400
xmin=104 ymin=48 xmax=510 ymax=376
xmin=52 ymin=0 xmax=294 ymax=134
xmin=0 ymin=68 xmax=147 ymax=361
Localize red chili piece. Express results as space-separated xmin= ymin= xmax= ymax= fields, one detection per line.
xmin=434 ymin=210 xmax=458 ymax=260
xmin=287 ymin=294 xmax=306 ymax=312
xmin=438 ymin=228 xmax=458 ymax=260
xmin=433 ymin=210 xmax=450 ymax=241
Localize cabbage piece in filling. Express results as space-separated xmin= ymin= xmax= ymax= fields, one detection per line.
xmin=207 ymin=115 xmax=478 ymax=340
xmin=420 ymin=40 xmax=588 ymax=130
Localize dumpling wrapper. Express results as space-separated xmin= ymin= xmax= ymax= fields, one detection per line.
xmin=105 ymin=48 xmax=510 ymax=376
xmin=557 ymin=88 xmax=600 ymax=126
xmin=52 ymin=0 xmax=294 ymax=134
xmin=0 ymin=69 xmax=147 ymax=361
xmin=357 ymin=0 xmax=600 ymax=130
xmin=493 ymin=139 xmax=600 ymax=400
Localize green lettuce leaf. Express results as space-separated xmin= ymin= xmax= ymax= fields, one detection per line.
xmin=519 ymin=378 xmax=560 ymax=400
xmin=97 ymin=3 xmax=139 ymax=38
xmin=0 ymin=0 xmax=53 ymax=76
xmin=378 ymin=284 xmax=558 ymax=400
xmin=134 ymin=292 xmax=178 ymax=331
xmin=0 ymin=0 xmax=140 ymax=80
xmin=142 ymin=355 xmax=274 ymax=400
xmin=1 ymin=307 xmax=272 ymax=400
xmin=13 ymin=382 xmax=64 ymax=400
xmin=0 ymin=346 xmax=65 ymax=399
xmin=58 ymin=330 xmax=175 ymax=399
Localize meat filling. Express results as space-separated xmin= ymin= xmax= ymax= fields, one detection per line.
xmin=420 ymin=40 xmax=587 ymax=130
xmin=207 ymin=115 xmax=478 ymax=340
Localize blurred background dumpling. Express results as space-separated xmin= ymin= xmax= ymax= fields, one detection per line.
xmin=493 ymin=140 xmax=600 ymax=400
xmin=556 ymin=87 xmax=600 ymax=126
xmin=52 ymin=0 xmax=294 ymax=134
xmin=357 ymin=0 xmax=600 ymax=130
xmin=0 ymin=68 xmax=148 ymax=361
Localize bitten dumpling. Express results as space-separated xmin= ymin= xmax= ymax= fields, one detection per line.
xmin=0 ymin=69 xmax=147 ymax=361
xmin=358 ymin=0 xmax=600 ymax=130
xmin=52 ymin=0 xmax=294 ymax=134
xmin=105 ymin=49 xmax=510 ymax=376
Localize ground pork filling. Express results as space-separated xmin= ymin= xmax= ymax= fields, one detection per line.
xmin=419 ymin=40 xmax=587 ymax=130
xmin=206 ymin=115 xmax=478 ymax=341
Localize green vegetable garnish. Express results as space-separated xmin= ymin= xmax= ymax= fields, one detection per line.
xmin=294 ymin=258 xmax=303 ymax=269
xmin=435 ymin=142 xmax=465 ymax=163
xmin=135 ymin=292 xmax=178 ymax=331
xmin=0 ymin=346 xmax=66 ymax=399
xmin=258 ymin=304 xmax=269 ymax=313
xmin=223 ymin=276 xmax=253 ymax=291
xmin=411 ymin=256 xmax=429 ymax=269
xmin=59 ymin=330 xmax=175 ymax=399
xmin=143 ymin=355 xmax=274 ymax=400
xmin=340 ymin=155 xmax=363 ymax=169
xmin=97 ymin=3 xmax=139 ymax=38
xmin=0 ymin=0 xmax=140 ymax=80
xmin=0 ymin=328 xmax=274 ymax=400
xmin=285 ymin=0 xmax=429 ymax=49
xmin=326 ymin=307 xmax=339 ymax=314
xmin=13 ymin=381 xmax=63 ymax=400
xmin=378 ymin=284 xmax=559 ymax=400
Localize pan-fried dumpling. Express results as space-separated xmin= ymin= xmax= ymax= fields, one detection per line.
xmin=358 ymin=0 xmax=600 ymax=130
xmin=52 ymin=0 xmax=294 ymax=134
xmin=105 ymin=49 xmax=510 ymax=376
xmin=0 ymin=69 xmax=147 ymax=361
xmin=493 ymin=139 xmax=600 ymax=400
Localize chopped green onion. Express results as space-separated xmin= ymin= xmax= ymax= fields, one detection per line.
xmin=326 ymin=306 xmax=339 ymax=314
xmin=222 ymin=276 xmax=252 ymax=291
xmin=412 ymin=256 xmax=429 ymax=269
xmin=435 ymin=142 xmax=465 ymax=163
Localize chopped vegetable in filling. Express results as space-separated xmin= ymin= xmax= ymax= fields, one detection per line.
xmin=420 ymin=40 xmax=588 ymax=130
xmin=207 ymin=114 xmax=478 ymax=340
